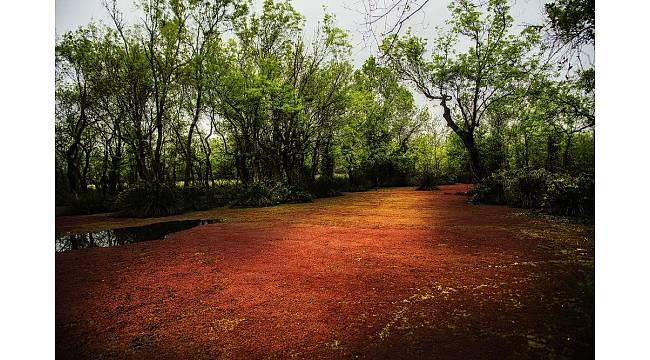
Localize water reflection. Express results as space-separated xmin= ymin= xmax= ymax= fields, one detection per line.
xmin=56 ymin=219 xmax=224 ymax=252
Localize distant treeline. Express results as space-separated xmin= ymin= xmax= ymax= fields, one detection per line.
xmin=55 ymin=0 xmax=594 ymax=215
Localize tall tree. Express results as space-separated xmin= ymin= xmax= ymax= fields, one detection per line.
xmin=382 ymin=0 xmax=541 ymax=180
xmin=180 ymin=0 xmax=247 ymax=187
xmin=56 ymin=25 xmax=105 ymax=193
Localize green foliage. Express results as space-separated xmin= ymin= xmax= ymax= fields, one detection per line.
xmin=382 ymin=0 xmax=544 ymax=180
xmin=470 ymin=170 xmax=594 ymax=217
xmin=547 ymin=173 xmax=594 ymax=217
xmin=545 ymin=0 xmax=594 ymax=45
xmin=470 ymin=170 xmax=549 ymax=208
xmin=514 ymin=170 xmax=551 ymax=208
xmin=230 ymin=182 xmax=289 ymax=208
xmin=180 ymin=184 xmax=236 ymax=211
xmin=114 ymin=184 xmax=184 ymax=218
xmin=230 ymin=181 xmax=318 ymax=207
xmin=284 ymin=187 xmax=314 ymax=204
xmin=469 ymin=172 xmax=508 ymax=204
xmin=342 ymin=181 xmax=372 ymax=193
xmin=54 ymin=0 xmax=595 ymax=216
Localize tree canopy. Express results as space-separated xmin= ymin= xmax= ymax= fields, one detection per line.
xmin=55 ymin=0 xmax=594 ymax=212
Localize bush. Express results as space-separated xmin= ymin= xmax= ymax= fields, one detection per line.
xmin=470 ymin=170 xmax=549 ymax=208
xmin=469 ymin=172 xmax=507 ymax=204
xmin=68 ymin=190 xmax=114 ymax=215
xmin=416 ymin=172 xmax=440 ymax=191
xmin=512 ymin=170 xmax=549 ymax=208
xmin=343 ymin=182 xmax=372 ymax=192
xmin=433 ymin=174 xmax=457 ymax=186
xmin=114 ymin=183 xmax=184 ymax=218
xmin=284 ymin=189 xmax=314 ymax=203
xmin=310 ymin=176 xmax=345 ymax=198
xmin=546 ymin=173 xmax=594 ymax=217
xmin=180 ymin=184 xmax=234 ymax=211
xmin=230 ymin=182 xmax=288 ymax=208
xmin=56 ymin=180 xmax=73 ymax=206
xmin=470 ymin=170 xmax=594 ymax=218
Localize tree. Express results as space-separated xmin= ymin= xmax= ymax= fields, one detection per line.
xmin=180 ymin=0 xmax=247 ymax=187
xmin=56 ymin=25 xmax=105 ymax=193
xmin=382 ymin=0 xmax=541 ymax=180
xmin=544 ymin=0 xmax=594 ymax=64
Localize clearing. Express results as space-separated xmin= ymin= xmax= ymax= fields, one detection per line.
xmin=55 ymin=184 xmax=594 ymax=359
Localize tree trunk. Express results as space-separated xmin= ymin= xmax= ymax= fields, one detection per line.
xmin=439 ymin=99 xmax=484 ymax=181
xmin=101 ymin=142 xmax=109 ymax=193
xmin=108 ymin=149 xmax=122 ymax=194
xmin=459 ymin=132 xmax=485 ymax=181
xmin=310 ymin=137 xmax=321 ymax=182
xmin=523 ymin=133 xmax=530 ymax=170
xmin=546 ymin=134 xmax=559 ymax=172
xmin=563 ymin=134 xmax=574 ymax=172
xmin=184 ymin=86 xmax=203 ymax=188
xmin=80 ymin=145 xmax=92 ymax=190
xmin=320 ymin=137 xmax=334 ymax=181
xmin=65 ymin=142 xmax=81 ymax=193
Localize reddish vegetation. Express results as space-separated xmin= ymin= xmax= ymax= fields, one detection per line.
xmin=56 ymin=185 xmax=594 ymax=359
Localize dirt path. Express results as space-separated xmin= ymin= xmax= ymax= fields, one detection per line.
xmin=56 ymin=185 xmax=594 ymax=359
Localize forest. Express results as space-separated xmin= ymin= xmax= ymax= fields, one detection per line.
xmin=55 ymin=0 xmax=595 ymax=218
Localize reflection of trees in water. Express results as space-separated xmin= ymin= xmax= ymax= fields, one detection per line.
xmin=56 ymin=231 xmax=117 ymax=251
xmin=56 ymin=219 xmax=221 ymax=252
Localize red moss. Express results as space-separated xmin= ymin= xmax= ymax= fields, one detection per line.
xmin=56 ymin=185 xmax=594 ymax=359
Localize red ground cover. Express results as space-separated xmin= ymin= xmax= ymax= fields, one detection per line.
xmin=55 ymin=185 xmax=594 ymax=359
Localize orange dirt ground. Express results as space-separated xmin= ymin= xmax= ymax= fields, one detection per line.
xmin=55 ymin=185 xmax=594 ymax=359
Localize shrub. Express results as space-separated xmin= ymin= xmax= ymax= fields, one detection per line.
xmin=68 ymin=190 xmax=114 ymax=215
xmin=416 ymin=172 xmax=440 ymax=191
xmin=433 ymin=174 xmax=457 ymax=186
xmin=470 ymin=169 xmax=594 ymax=218
xmin=284 ymin=189 xmax=314 ymax=203
xmin=114 ymin=183 xmax=183 ymax=218
xmin=343 ymin=182 xmax=372 ymax=192
xmin=56 ymin=181 xmax=73 ymax=206
xmin=511 ymin=169 xmax=550 ymax=208
xmin=180 ymin=184 xmax=234 ymax=211
xmin=469 ymin=172 xmax=507 ymax=204
xmin=470 ymin=170 xmax=549 ymax=208
xmin=230 ymin=182 xmax=287 ymax=208
xmin=310 ymin=176 xmax=345 ymax=198
xmin=546 ymin=173 xmax=594 ymax=217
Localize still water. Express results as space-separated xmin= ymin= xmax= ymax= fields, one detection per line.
xmin=56 ymin=219 xmax=224 ymax=252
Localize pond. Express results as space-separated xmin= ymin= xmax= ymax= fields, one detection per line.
xmin=56 ymin=219 xmax=225 ymax=252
